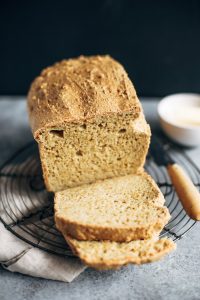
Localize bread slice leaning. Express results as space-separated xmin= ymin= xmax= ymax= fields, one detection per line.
xmin=55 ymin=172 xmax=170 ymax=242
xmin=65 ymin=235 xmax=176 ymax=270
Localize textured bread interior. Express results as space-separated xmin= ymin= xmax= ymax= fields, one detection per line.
xmin=55 ymin=173 xmax=170 ymax=242
xmin=39 ymin=113 xmax=150 ymax=192
xmin=65 ymin=235 xmax=176 ymax=270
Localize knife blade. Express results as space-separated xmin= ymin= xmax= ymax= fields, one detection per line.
xmin=149 ymin=135 xmax=200 ymax=221
xmin=149 ymin=135 xmax=175 ymax=166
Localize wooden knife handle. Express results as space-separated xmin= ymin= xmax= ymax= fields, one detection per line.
xmin=167 ymin=163 xmax=200 ymax=220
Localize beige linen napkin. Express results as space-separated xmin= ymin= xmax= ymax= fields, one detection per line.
xmin=0 ymin=222 xmax=86 ymax=282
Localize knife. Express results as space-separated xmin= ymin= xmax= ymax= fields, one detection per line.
xmin=149 ymin=136 xmax=200 ymax=221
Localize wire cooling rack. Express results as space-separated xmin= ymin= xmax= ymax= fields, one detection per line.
xmin=0 ymin=136 xmax=199 ymax=256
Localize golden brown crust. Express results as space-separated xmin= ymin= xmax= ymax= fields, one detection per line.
xmin=64 ymin=235 xmax=176 ymax=270
xmin=27 ymin=55 xmax=141 ymax=140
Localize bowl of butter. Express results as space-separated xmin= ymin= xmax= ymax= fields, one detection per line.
xmin=158 ymin=93 xmax=200 ymax=146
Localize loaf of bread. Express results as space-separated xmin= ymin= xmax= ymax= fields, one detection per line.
xmin=65 ymin=235 xmax=176 ymax=270
xmin=55 ymin=172 xmax=170 ymax=242
xmin=27 ymin=55 xmax=150 ymax=192
xmin=27 ymin=55 xmax=175 ymax=269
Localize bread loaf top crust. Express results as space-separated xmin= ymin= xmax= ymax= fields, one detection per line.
xmin=27 ymin=55 xmax=141 ymax=139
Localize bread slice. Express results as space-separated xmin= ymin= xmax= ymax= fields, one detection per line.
xmin=65 ymin=235 xmax=176 ymax=270
xmin=55 ymin=172 xmax=170 ymax=242
xmin=27 ymin=55 xmax=150 ymax=192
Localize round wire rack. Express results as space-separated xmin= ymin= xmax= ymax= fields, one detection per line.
xmin=0 ymin=136 xmax=199 ymax=257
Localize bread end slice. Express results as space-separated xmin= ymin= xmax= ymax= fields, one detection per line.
xmin=64 ymin=235 xmax=176 ymax=270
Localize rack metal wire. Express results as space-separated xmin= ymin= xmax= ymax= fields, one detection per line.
xmin=0 ymin=136 xmax=199 ymax=256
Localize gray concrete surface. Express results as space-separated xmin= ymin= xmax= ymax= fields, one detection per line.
xmin=0 ymin=97 xmax=200 ymax=300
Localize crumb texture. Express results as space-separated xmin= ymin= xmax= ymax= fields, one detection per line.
xmin=55 ymin=173 xmax=170 ymax=242
xmin=40 ymin=114 xmax=150 ymax=191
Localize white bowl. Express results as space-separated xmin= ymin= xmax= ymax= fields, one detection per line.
xmin=158 ymin=93 xmax=200 ymax=147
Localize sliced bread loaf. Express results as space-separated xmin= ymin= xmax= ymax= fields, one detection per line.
xmin=28 ymin=55 xmax=150 ymax=192
xmin=55 ymin=172 xmax=170 ymax=242
xmin=65 ymin=235 xmax=176 ymax=270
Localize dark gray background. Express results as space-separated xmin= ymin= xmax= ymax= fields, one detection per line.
xmin=1 ymin=0 xmax=200 ymax=96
